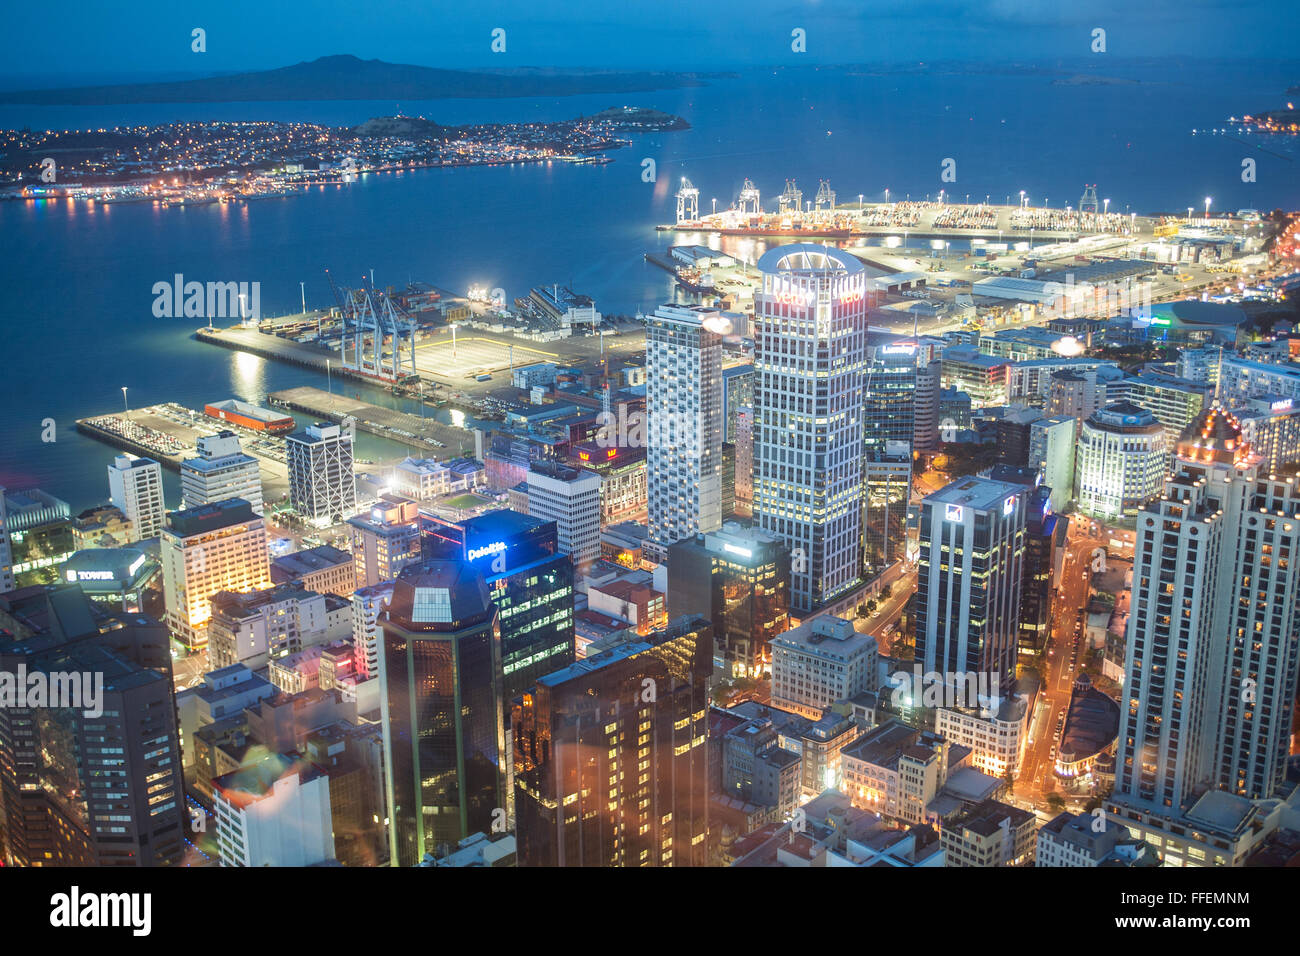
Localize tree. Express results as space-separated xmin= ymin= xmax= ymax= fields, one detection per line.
xmin=1046 ymin=793 xmax=1065 ymax=812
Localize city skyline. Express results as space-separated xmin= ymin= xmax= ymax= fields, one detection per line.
xmin=2 ymin=1 xmax=1300 ymax=904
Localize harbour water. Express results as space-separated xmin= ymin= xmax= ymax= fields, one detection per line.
xmin=2 ymin=61 xmax=1297 ymax=509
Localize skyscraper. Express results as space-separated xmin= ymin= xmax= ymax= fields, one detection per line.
xmin=512 ymin=615 xmax=712 ymax=867
xmin=645 ymin=303 xmax=725 ymax=560
xmin=181 ymin=430 xmax=264 ymax=514
xmin=379 ymin=560 xmax=506 ymax=866
xmin=915 ymin=477 xmax=1027 ymax=696
xmin=1115 ymin=407 xmax=1300 ymax=810
xmin=1028 ymin=415 xmax=1077 ymax=513
xmin=753 ymin=244 xmax=871 ymax=613
xmin=419 ymin=509 xmax=576 ymax=716
xmin=666 ymin=524 xmax=790 ymax=676
xmin=286 ymin=422 xmax=357 ymax=526
xmin=864 ymin=335 xmax=918 ymax=457
xmin=0 ymin=585 xmax=184 ymax=866
xmin=107 ymin=453 xmax=165 ymax=542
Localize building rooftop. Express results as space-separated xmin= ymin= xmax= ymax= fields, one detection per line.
xmin=166 ymin=498 xmax=258 ymax=537
xmin=385 ymin=560 xmax=494 ymax=630
xmin=927 ymin=476 xmax=1024 ymax=511
xmin=270 ymin=545 xmax=350 ymax=580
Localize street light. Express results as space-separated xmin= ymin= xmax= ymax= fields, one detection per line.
xmin=450 ymin=323 xmax=458 ymax=358
xmin=121 ymin=386 xmax=128 ymax=417
xmin=1204 ymin=196 xmax=1212 ymax=219
xmin=1103 ymin=198 xmax=1110 ymax=215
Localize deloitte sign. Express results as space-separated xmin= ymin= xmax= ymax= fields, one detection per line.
xmin=467 ymin=540 xmax=507 ymax=563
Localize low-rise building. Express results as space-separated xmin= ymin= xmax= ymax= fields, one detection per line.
xmin=940 ymin=798 xmax=1036 ymax=867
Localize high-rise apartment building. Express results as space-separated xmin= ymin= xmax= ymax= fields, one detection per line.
xmin=914 ymin=359 xmax=943 ymax=451
xmin=1115 ymin=407 xmax=1300 ymax=810
xmin=915 ymin=477 xmax=1027 ymax=696
xmin=108 ymin=453 xmax=165 ymax=542
xmin=512 ymin=615 xmax=712 ymax=867
xmin=160 ymin=498 xmax=272 ymax=652
xmin=753 ymin=244 xmax=871 ymax=613
xmin=286 ymin=422 xmax=356 ymax=525
xmin=645 ymin=303 xmax=725 ymax=560
xmin=181 ymin=430 xmax=264 ymax=514
xmin=379 ymin=561 xmax=506 ymax=866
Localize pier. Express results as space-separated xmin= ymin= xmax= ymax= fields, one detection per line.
xmin=75 ymin=403 xmax=293 ymax=501
xmin=266 ymin=386 xmax=475 ymax=458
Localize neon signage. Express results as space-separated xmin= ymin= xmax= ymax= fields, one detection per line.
xmin=774 ymin=291 xmax=813 ymax=307
xmin=467 ymin=541 xmax=507 ymax=562
xmin=944 ymin=504 xmax=964 ymax=522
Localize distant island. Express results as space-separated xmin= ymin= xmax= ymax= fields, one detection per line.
xmin=0 ymin=54 xmax=704 ymax=105
xmin=0 ymin=106 xmax=690 ymax=196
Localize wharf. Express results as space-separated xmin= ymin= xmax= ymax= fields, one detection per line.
xmin=266 ymin=386 xmax=474 ymax=458
xmin=195 ymin=325 xmax=390 ymax=384
xmin=75 ymin=404 xmax=293 ymax=501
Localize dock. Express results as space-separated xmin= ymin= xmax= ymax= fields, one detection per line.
xmin=266 ymin=386 xmax=474 ymax=458
xmin=196 ymin=325 xmax=384 ymax=384
xmin=75 ymin=403 xmax=293 ymax=502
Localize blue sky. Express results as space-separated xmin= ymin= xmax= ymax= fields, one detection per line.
xmin=2 ymin=0 xmax=1297 ymax=82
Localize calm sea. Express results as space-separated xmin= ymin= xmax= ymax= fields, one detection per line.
xmin=2 ymin=62 xmax=1297 ymax=509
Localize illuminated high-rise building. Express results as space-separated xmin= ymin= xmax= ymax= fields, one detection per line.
xmin=419 ymin=509 xmax=575 ymax=717
xmin=512 ymin=615 xmax=712 ymax=867
xmin=666 ymin=524 xmax=790 ymax=676
xmin=752 ymin=244 xmax=871 ymax=613
xmin=1114 ymin=407 xmax=1300 ymax=811
xmin=915 ymin=477 xmax=1027 ymax=696
xmin=0 ymin=585 xmax=184 ymax=867
xmin=379 ymin=560 xmax=506 ymax=866
xmin=160 ymin=498 xmax=272 ymax=652
xmin=645 ymin=304 xmax=725 ymax=561
xmin=108 ymin=453 xmax=165 ymax=542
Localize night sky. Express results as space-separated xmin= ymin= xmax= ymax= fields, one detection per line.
xmin=2 ymin=0 xmax=1297 ymax=85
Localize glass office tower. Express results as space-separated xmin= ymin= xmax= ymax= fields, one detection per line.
xmin=380 ymin=560 xmax=506 ymax=866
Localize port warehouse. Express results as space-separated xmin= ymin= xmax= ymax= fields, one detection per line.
xmin=204 ymin=398 xmax=295 ymax=433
